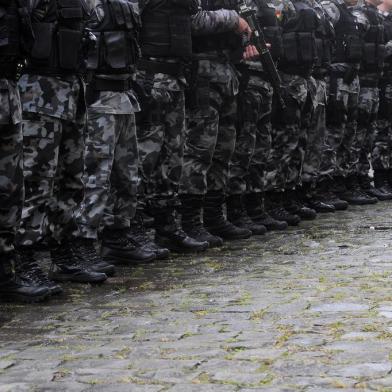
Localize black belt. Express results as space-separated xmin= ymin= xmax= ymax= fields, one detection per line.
xmin=137 ymin=59 xmax=183 ymax=77
xmin=360 ymin=79 xmax=379 ymax=88
xmin=90 ymin=77 xmax=133 ymax=92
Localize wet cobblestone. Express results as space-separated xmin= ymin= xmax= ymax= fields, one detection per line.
xmin=2 ymin=203 xmax=392 ymax=390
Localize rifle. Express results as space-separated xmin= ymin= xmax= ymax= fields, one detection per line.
xmin=237 ymin=0 xmax=286 ymax=109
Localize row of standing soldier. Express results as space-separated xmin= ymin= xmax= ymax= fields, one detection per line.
xmin=0 ymin=0 xmax=391 ymax=303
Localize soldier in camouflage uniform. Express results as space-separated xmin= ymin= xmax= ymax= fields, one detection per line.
xmin=179 ymin=0 xmax=256 ymax=245
xmin=261 ymin=0 xmax=320 ymax=226
xmin=351 ymin=0 xmax=392 ymax=200
xmin=320 ymin=0 xmax=374 ymax=205
xmin=15 ymin=0 xmax=108 ymax=290
xmin=373 ymin=0 xmax=392 ymax=192
xmin=137 ymin=0 xmax=253 ymax=250
xmin=0 ymin=0 xmax=51 ymax=303
xmin=225 ymin=0 xmax=288 ymax=232
xmin=301 ymin=0 xmax=348 ymax=212
xmin=71 ymin=0 xmax=165 ymax=271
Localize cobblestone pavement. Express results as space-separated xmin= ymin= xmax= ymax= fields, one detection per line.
xmin=2 ymin=203 xmax=392 ymax=391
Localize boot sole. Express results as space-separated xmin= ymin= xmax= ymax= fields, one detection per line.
xmin=0 ymin=292 xmax=50 ymax=303
xmin=156 ymin=241 xmax=208 ymax=254
xmin=102 ymin=253 xmax=156 ymax=265
xmin=49 ymin=273 xmax=107 ymax=284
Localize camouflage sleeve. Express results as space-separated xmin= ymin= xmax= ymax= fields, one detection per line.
xmin=191 ymin=9 xmax=239 ymax=35
xmin=352 ymin=7 xmax=370 ymax=31
xmin=320 ymin=0 xmax=341 ymax=26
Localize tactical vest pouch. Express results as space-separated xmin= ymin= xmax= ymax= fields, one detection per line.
xmin=345 ymin=36 xmax=362 ymax=62
xmin=31 ymin=23 xmax=54 ymax=60
xmin=58 ymin=28 xmax=82 ymax=69
xmin=363 ymin=42 xmax=377 ymax=65
xmin=0 ymin=8 xmax=8 ymax=47
xmin=282 ymin=32 xmax=298 ymax=63
xmin=104 ymin=31 xmax=127 ymax=69
xmin=297 ymin=32 xmax=315 ymax=63
xmin=315 ymin=38 xmax=323 ymax=67
xmin=263 ymin=26 xmax=283 ymax=60
xmin=86 ymin=31 xmax=99 ymax=70
xmin=169 ymin=15 xmax=192 ymax=57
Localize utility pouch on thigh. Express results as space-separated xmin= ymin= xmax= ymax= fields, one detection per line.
xmin=58 ymin=28 xmax=82 ymax=69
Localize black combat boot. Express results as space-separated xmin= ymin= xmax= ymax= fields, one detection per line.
xmin=128 ymin=214 xmax=170 ymax=260
xmin=339 ymin=175 xmax=378 ymax=205
xmin=359 ymin=174 xmax=392 ymax=201
xmin=180 ymin=194 xmax=223 ymax=248
xmin=0 ymin=254 xmax=50 ymax=303
xmin=71 ymin=238 xmax=116 ymax=276
xmin=17 ymin=247 xmax=63 ymax=295
xmin=203 ymin=191 xmax=252 ymax=240
xmin=313 ymin=179 xmax=347 ymax=211
xmin=374 ymin=169 xmax=392 ymax=196
xmin=154 ymin=208 xmax=209 ymax=253
xmin=244 ymin=193 xmax=288 ymax=231
xmin=226 ymin=194 xmax=266 ymax=235
xmin=284 ymin=190 xmax=317 ymax=221
xmin=49 ymin=241 xmax=108 ymax=283
xmin=101 ymin=228 xmax=157 ymax=264
xmin=265 ymin=191 xmax=301 ymax=226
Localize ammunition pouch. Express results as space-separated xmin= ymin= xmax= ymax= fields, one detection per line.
xmin=263 ymin=26 xmax=283 ymax=60
xmin=362 ymin=43 xmax=385 ymax=72
xmin=334 ymin=35 xmax=362 ymax=63
xmin=282 ymin=32 xmax=316 ymax=65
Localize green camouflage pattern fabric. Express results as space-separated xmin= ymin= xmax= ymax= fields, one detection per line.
xmin=0 ymin=80 xmax=24 ymax=255
xmin=324 ymin=75 xmax=360 ymax=179
xmin=373 ymin=81 xmax=392 ymax=170
xmin=74 ymin=110 xmax=139 ymax=238
xmin=180 ymin=58 xmax=238 ymax=196
xmin=266 ymin=72 xmax=308 ymax=192
xmin=17 ymin=75 xmax=86 ymax=247
xmin=227 ymin=70 xmax=273 ymax=195
xmin=303 ymin=77 xmax=328 ymax=185
xmin=136 ymin=74 xmax=186 ymax=210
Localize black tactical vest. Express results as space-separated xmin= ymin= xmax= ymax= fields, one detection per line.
xmin=192 ymin=0 xmax=243 ymax=56
xmin=140 ymin=0 xmax=197 ymax=58
xmin=279 ymin=0 xmax=319 ymax=70
xmin=361 ymin=4 xmax=385 ymax=72
xmin=314 ymin=5 xmax=334 ymax=70
xmin=382 ymin=12 xmax=392 ymax=72
xmin=87 ymin=0 xmax=140 ymax=75
xmin=0 ymin=0 xmax=34 ymax=77
xmin=332 ymin=0 xmax=362 ymax=63
xmin=28 ymin=0 xmax=88 ymax=75
xmin=256 ymin=0 xmax=283 ymax=60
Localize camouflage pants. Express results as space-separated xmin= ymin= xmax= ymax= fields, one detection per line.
xmin=266 ymin=72 xmax=308 ymax=191
xmin=0 ymin=123 xmax=23 ymax=254
xmin=354 ymin=80 xmax=379 ymax=177
xmin=180 ymin=81 xmax=237 ymax=195
xmin=324 ymin=75 xmax=360 ymax=179
xmin=226 ymin=73 xmax=273 ymax=195
xmin=73 ymin=112 xmax=138 ymax=239
xmin=137 ymin=87 xmax=185 ymax=211
xmin=17 ymin=114 xmax=84 ymax=247
xmin=302 ymin=77 xmax=327 ymax=186
xmin=372 ymin=81 xmax=392 ymax=170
